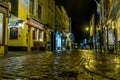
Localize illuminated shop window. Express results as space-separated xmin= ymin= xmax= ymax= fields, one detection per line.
xmin=32 ymin=28 xmax=36 ymax=40
xmin=10 ymin=27 xmax=18 ymax=39
xmin=32 ymin=30 xmax=35 ymax=39
xmin=38 ymin=30 xmax=44 ymax=41
xmin=56 ymin=32 xmax=61 ymax=49
xmin=0 ymin=13 xmax=4 ymax=44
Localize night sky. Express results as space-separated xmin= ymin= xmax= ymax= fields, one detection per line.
xmin=55 ymin=0 xmax=100 ymax=43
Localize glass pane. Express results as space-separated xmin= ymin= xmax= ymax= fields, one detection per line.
xmin=0 ymin=13 xmax=3 ymax=44
xmin=10 ymin=27 xmax=18 ymax=39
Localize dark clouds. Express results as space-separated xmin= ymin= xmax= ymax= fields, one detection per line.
xmin=55 ymin=0 xmax=99 ymax=42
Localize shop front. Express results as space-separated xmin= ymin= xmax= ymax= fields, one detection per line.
xmin=55 ymin=32 xmax=62 ymax=51
xmin=0 ymin=1 xmax=9 ymax=55
xmin=107 ymin=20 xmax=115 ymax=51
xmin=26 ymin=18 xmax=45 ymax=51
xmin=66 ymin=33 xmax=72 ymax=50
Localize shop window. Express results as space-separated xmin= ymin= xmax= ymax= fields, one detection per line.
xmin=0 ymin=13 xmax=4 ymax=44
xmin=10 ymin=27 xmax=18 ymax=39
xmin=38 ymin=30 xmax=41 ymax=41
xmin=56 ymin=33 xmax=61 ymax=49
xmin=32 ymin=30 xmax=35 ymax=39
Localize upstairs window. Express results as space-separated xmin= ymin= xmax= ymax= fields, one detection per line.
xmin=30 ymin=0 xmax=34 ymax=14
xmin=38 ymin=5 xmax=42 ymax=19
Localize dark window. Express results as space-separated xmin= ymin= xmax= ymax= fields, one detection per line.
xmin=38 ymin=5 xmax=42 ymax=19
xmin=32 ymin=30 xmax=35 ymax=39
xmin=10 ymin=27 xmax=18 ymax=39
xmin=30 ymin=0 xmax=34 ymax=14
xmin=9 ymin=0 xmax=18 ymax=16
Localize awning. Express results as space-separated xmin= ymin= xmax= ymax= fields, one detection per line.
xmin=26 ymin=18 xmax=45 ymax=30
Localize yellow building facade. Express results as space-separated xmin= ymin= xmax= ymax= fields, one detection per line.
xmin=45 ymin=0 xmax=55 ymax=51
xmin=7 ymin=0 xmax=71 ymax=51
xmin=8 ymin=0 xmax=45 ymax=51
xmin=62 ymin=6 xmax=70 ymax=32
xmin=56 ymin=6 xmax=71 ymax=50
xmin=61 ymin=6 xmax=70 ymax=33
xmin=0 ymin=1 xmax=9 ymax=55
xmin=55 ymin=5 xmax=62 ymax=31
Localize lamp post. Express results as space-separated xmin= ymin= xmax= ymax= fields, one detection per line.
xmin=85 ymin=27 xmax=90 ymax=49
xmin=85 ymin=27 xmax=89 ymax=39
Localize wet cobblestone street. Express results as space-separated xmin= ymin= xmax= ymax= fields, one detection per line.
xmin=0 ymin=50 xmax=120 ymax=80
xmin=0 ymin=51 xmax=81 ymax=80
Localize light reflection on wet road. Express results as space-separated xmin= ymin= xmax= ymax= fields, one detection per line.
xmin=85 ymin=50 xmax=120 ymax=80
xmin=0 ymin=50 xmax=120 ymax=80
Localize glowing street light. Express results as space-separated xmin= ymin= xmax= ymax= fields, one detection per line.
xmin=86 ymin=27 xmax=89 ymax=31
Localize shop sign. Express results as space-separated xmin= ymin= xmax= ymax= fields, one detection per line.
xmin=26 ymin=18 xmax=45 ymax=30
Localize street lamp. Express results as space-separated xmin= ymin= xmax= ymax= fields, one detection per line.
xmin=85 ymin=27 xmax=91 ymax=49
xmin=86 ymin=27 xmax=89 ymax=31
xmin=85 ymin=27 xmax=90 ymax=38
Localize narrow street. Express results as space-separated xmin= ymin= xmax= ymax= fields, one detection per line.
xmin=0 ymin=50 xmax=120 ymax=80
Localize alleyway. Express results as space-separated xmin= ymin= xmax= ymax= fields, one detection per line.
xmin=0 ymin=50 xmax=120 ymax=80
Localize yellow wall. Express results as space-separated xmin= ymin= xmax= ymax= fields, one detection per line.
xmin=0 ymin=14 xmax=9 ymax=55
xmin=65 ymin=15 xmax=70 ymax=32
xmin=8 ymin=29 xmax=24 ymax=46
xmin=8 ymin=0 xmax=46 ymax=51
xmin=37 ymin=0 xmax=49 ymax=24
xmin=0 ymin=17 xmax=9 ymax=55
xmin=47 ymin=0 xmax=55 ymax=27
xmin=35 ymin=0 xmax=55 ymax=27
xmin=18 ymin=0 xmax=29 ymax=20
xmin=5 ymin=18 xmax=8 ymax=46
xmin=61 ymin=6 xmax=70 ymax=32
xmin=8 ymin=0 xmax=29 ymax=47
xmin=90 ymin=25 xmax=93 ymax=37
xmin=8 ymin=22 xmax=28 ymax=47
xmin=0 ymin=46 xmax=4 ymax=56
xmin=22 ymin=23 xmax=28 ymax=46
xmin=55 ymin=5 xmax=62 ymax=30
xmin=116 ymin=10 xmax=120 ymax=41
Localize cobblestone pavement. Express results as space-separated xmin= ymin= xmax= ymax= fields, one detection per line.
xmin=0 ymin=50 xmax=119 ymax=80
xmin=83 ymin=50 xmax=120 ymax=80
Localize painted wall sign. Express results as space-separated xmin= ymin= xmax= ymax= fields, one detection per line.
xmin=26 ymin=18 xmax=45 ymax=30
xmin=10 ymin=27 xmax=18 ymax=39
